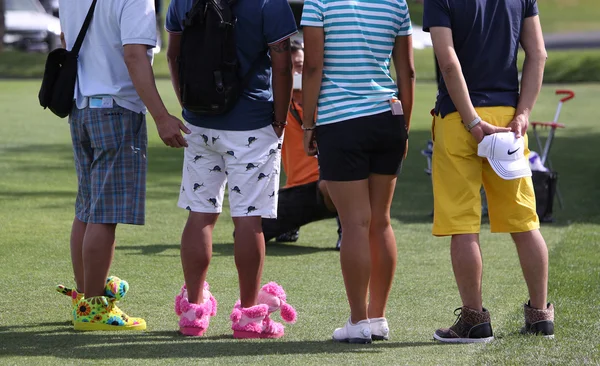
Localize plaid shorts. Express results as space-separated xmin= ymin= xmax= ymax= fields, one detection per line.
xmin=70 ymin=103 xmax=147 ymax=225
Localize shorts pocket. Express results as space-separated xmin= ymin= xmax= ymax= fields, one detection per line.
xmin=431 ymin=113 xmax=436 ymax=142
xmin=264 ymin=124 xmax=283 ymax=141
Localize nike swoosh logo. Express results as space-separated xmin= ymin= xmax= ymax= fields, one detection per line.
xmin=507 ymin=147 xmax=520 ymax=155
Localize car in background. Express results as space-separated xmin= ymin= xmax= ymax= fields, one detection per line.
xmin=4 ymin=0 xmax=61 ymax=52
xmin=39 ymin=0 xmax=60 ymax=17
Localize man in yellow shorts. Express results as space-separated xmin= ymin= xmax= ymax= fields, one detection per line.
xmin=424 ymin=0 xmax=555 ymax=343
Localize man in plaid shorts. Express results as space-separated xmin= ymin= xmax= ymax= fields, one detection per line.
xmin=56 ymin=0 xmax=188 ymax=331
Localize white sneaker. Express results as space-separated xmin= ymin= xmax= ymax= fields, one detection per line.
xmin=370 ymin=317 xmax=389 ymax=341
xmin=332 ymin=318 xmax=372 ymax=344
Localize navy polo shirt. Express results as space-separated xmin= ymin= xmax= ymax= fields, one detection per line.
xmin=423 ymin=0 xmax=539 ymax=117
xmin=166 ymin=0 xmax=297 ymax=131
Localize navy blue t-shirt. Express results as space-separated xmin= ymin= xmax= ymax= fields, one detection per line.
xmin=423 ymin=0 xmax=539 ymax=117
xmin=166 ymin=0 xmax=297 ymax=131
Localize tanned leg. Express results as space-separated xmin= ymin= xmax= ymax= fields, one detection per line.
xmin=450 ymin=234 xmax=483 ymax=311
xmin=233 ymin=216 xmax=265 ymax=308
xmin=512 ymin=230 xmax=548 ymax=309
xmin=70 ymin=217 xmax=87 ymax=292
xmin=181 ymin=212 xmax=219 ymax=304
xmin=82 ymin=223 xmax=117 ymax=297
xmin=326 ymin=179 xmax=371 ymax=323
xmin=366 ymin=174 xmax=397 ymax=319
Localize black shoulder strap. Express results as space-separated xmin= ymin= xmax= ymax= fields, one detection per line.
xmin=71 ymin=0 xmax=98 ymax=55
xmin=184 ymin=0 xmax=206 ymax=26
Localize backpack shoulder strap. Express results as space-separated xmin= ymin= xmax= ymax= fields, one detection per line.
xmin=184 ymin=0 xmax=207 ymax=26
xmin=71 ymin=0 xmax=97 ymax=55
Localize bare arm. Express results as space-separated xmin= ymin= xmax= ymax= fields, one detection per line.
xmin=430 ymin=27 xmax=509 ymax=142
xmin=510 ymin=15 xmax=547 ymax=137
xmin=430 ymin=27 xmax=477 ymax=125
xmin=166 ymin=32 xmax=183 ymax=107
xmin=301 ymin=26 xmax=324 ymax=156
xmin=301 ymin=26 xmax=323 ymax=129
xmin=269 ymin=38 xmax=294 ymax=134
xmin=60 ymin=32 xmax=65 ymax=48
xmin=392 ymin=35 xmax=415 ymax=130
xmin=124 ymin=44 xmax=190 ymax=147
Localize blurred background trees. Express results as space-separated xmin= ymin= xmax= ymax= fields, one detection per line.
xmin=1 ymin=0 xmax=6 ymax=53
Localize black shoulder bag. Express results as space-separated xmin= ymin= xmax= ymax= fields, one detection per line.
xmin=38 ymin=0 xmax=97 ymax=118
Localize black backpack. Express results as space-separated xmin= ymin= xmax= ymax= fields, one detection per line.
xmin=179 ymin=0 xmax=259 ymax=116
xmin=532 ymin=170 xmax=558 ymax=223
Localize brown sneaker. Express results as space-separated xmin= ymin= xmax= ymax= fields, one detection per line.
xmin=434 ymin=306 xmax=494 ymax=343
xmin=521 ymin=302 xmax=554 ymax=339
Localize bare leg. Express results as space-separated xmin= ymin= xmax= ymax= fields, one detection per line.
xmin=512 ymin=230 xmax=548 ymax=309
xmin=70 ymin=217 xmax=87 ymax=292
xmin=82 ymin=223 xmax=117 ymax=298
xmin=451 ymin=234 xmax=483 ymax=311
xmin=233 ymin=216 xmax=265 ymax=308
xmin=327 ymin=179 xmax=371 ymax=323
xmin=367 ymin=174 xmax=397 ymax=319
xmin=181 ymin=212 xmax=219 ymax=304
xmin=318 ymin=180 xmax=336 ymax=212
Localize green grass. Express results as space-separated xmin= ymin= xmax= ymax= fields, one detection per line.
xmin=537 ymin=0 xmax=600 ymax=33
xmin=0 ymin=80 xmax=599 ymax=365
xmin=405 ymin=48 xmax=600 ymax=84
xmin=408 ymin=0 xmax=600 ymax=33
xmin=3 ymin=48 xmax=600 ymax=84
xmin=0 ymin=51 xmax=48 ymax=79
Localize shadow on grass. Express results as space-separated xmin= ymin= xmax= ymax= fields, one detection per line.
xmin=0 ymin=322 xmax=442 ymax=359
xmin=118 ymin=242 xmax=333 ymax=257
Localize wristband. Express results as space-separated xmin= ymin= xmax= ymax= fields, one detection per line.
xmin=465 ymin=116 xmax=481 ymax=131
xmin=301 ymin=125 xmax=316 ymax=131
xmin=272 ymin=121 xmax=287 ymax=127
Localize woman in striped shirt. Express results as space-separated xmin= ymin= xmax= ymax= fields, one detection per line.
xmin=301 ymin=0 xmax=415 ymax=343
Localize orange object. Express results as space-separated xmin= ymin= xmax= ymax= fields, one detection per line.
xmin=282 ymin=100 xmax=320 ymax=188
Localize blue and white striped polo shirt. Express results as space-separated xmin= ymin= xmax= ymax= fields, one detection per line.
xmin=301 ymin=0 xmax=412 ymax=125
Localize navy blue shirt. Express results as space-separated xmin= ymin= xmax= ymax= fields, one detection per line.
xmin=423 ymin=0 xmax=539 ymax=117
xmin=166 ymin=0 xmax=297 ymax=130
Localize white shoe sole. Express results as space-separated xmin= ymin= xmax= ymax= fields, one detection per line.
xmin=433 ymin=333 xmax=494 ymax=344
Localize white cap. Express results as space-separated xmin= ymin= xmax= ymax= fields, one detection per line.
xmin=477 ymin=132 xmax=532 ymax=180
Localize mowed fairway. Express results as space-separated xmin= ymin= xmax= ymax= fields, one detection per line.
xmin=0 ymin=80 xmax=598 ymax=365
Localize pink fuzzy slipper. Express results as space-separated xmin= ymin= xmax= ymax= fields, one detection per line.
xmin=230 ymin=301 xmax=270 ymax=339
xmin=256 ymin=281 xmax=298 ymax=338
xmin=174 ymin=282 xmax=217 ymax=336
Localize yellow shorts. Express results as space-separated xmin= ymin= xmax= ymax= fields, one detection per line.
xmin=431 ymin=106 xmax=539 ymax=236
